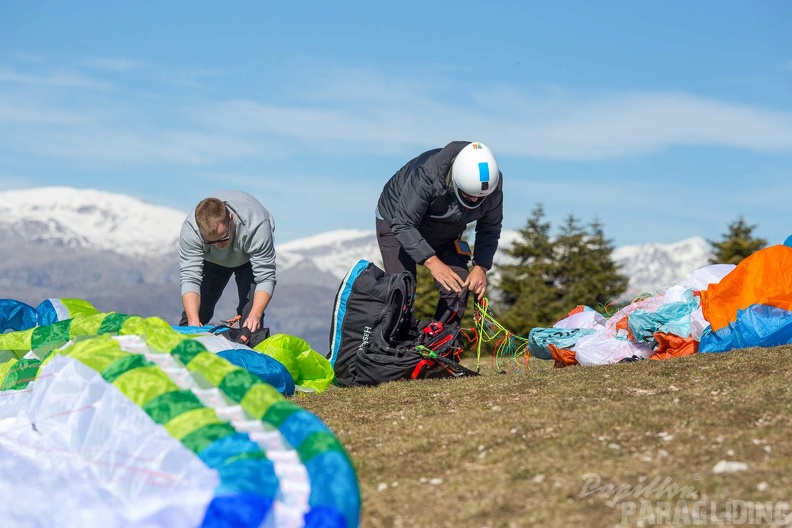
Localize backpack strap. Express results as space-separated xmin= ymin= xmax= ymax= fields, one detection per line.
xmin=436 ymin=291 xmax=467 ymax=325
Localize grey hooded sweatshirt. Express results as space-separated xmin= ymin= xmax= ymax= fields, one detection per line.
xmin=179 ymin=190 xmax=276 ymax=297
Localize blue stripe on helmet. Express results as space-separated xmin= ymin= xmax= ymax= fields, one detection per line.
xmin=478 ymin=162 xmax=490 ymax=182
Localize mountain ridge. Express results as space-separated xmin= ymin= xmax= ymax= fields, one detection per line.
xmin=0 ymin=187 xmax=713 ymax=348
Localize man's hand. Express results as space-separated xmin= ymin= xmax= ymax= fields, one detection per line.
xmin=242 ymin=314 xmax=261 ymax=333
xmin=424 ymin=256 xmax=466 ymax=293
xmin=464 ymin=265 xmax=488 ymax=301
xmin=242 ymin=290 xmax=271 ymax=333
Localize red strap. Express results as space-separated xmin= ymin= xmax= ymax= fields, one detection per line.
xmin=411 ymin=359 xmax=433 ymax=379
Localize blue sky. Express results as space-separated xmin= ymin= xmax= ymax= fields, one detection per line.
xmin=1 ymin=1 xmax=790 ymax=247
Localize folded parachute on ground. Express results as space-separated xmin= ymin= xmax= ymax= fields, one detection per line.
xmin=699 ymin=243 xmax=792 ymax=353
xmin=521 ymin=237 xmax=792 ymax=366
xmin=0 ymin=300 xmax=36 ymax=333
xmin=0 ymin=297 xmax=99 ymax=335
xmin=255 ymin=334 xmax=335 ymax=393
xmin=523 ymin=264 xmax=736 ymax=367
xmin=183 ymin=332 xmax=297 ymax=396
xmin=0 ymin=304 xmax=360 ymax=528
xmin=173 ymin=327 xmax=335 ymax=395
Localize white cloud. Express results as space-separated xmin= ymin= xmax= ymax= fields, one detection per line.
xmin=306 ymin=66 xmax=439 ymax=106
xmin=0 ymin=89 xmax=259 ymax=165
xmin=0 ymin=101 xmax=89 ymax=124
xmin=198 ymin=77 xmax=792 ymax=160
xmin=2 ymin=63 xmax=791 ymax=168
xmin=0 ymin=51 xmax=44 ymax=63
xmin=491 ymin=92 xmax=792 ymax=159
xmin=0 ymin=66 xmax=111 ymax=90
xmin=203 ymin=100 xmax=438 ymax=146
xmin=10 ymin=127 xmax=260 ymax=165
xmin=81 ymin=57 xmax=146 ymax=72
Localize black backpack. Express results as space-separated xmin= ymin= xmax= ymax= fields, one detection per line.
xmin=353 ymin=314 xmax=478 ymax=385
xmin=327 ymin=260 xmax=477 ymax=386
xmin=327 ymin=260 xmax=416 ymax=386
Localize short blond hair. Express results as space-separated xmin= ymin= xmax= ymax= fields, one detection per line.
xmin=195 ymin=198 xmax=228 ymax=236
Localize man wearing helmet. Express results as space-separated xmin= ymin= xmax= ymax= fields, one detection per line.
xmin=179 ymin=190 xmax=276 ymax=331
xmin=376 ymin=141 xmax=503 ymax=321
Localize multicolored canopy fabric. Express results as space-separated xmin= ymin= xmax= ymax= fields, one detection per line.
xmin=0 ymin=300 xmax=360 ymax=528
xmin=699 ymin=244 xmax=792 ymax=353
xmin=521 ymin=264 xmax=737 ymax=367
xmin=515 ymin=240 xmax=792 ymax=366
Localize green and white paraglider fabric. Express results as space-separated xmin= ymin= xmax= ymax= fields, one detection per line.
xmin=0 ymin=299 xmax=360 ymax=528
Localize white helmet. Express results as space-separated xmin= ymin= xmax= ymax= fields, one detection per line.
xmin=451 ymin=142 xmax=500 ymax=209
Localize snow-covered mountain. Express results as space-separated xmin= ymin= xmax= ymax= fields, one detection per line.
xmin=275 ymin=228 xmax=712 ymax=294
xmin=0 ymin=187 xmax=184 ymax=257
xmin=276 ymin=230 xmax=382 ymax=286
xmin=0 ymin=187 xmax=714 ymax=347
xmin=0 ymin=187 xmax=713 ymax=292
xmin=0 ymin=187 xmax=377 ymax=276
xmin=612 ymin=237 xmax=712 ymax=294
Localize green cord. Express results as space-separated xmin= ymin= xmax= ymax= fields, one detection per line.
xmin=472 ymin=298 xmax=532 ymax=373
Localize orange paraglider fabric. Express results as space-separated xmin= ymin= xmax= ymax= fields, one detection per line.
xmin=549 ymin=344 xmax=578 ymax=368
xmin=650 ymin=332 xmax=698 ymax=360
xmin=701 ymin=245 xmax=792 ymax=332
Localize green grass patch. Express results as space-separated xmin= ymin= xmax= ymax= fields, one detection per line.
xmin=298 ymin=345 xmax=792 ymax=527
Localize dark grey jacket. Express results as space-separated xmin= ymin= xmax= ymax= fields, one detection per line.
xmin=377 ymin=141 xmax=503 ymax=269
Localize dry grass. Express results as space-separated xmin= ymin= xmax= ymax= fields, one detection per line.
xmin=298 ymin=346 xmax=792 ymax=527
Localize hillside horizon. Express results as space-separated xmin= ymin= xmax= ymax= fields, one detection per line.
xmin=1 ymin=186 xmax=716 ymax=349
xmin=0 ymin=186 xmax=728 ymax=249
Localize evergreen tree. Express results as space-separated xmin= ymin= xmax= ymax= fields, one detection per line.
xmin=414 ymin=266 xmax=439 ymax=322
xmin=495 ymin=204 xmax=561 ymax=337
xmin=553 ymin=216 xmax=628 ymax=312
xmin=493 ymin=206 xmax=628 ymax=337
xmin=709 ymin=216 xmax=767 ymax=265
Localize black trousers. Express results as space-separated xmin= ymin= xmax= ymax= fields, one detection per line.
xmin=375 ymin=218 xmax=470 ymax=321
xmin=179 ymin=260 xmax=262 ymax=326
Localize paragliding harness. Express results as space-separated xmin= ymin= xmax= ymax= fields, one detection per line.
xmin=406 ymin=304 xmax=480 ymax=380
xmin=209 ymin=314 xmax=271 ymax=348
xmin=327 ymin=259 xmax=478 ymax=386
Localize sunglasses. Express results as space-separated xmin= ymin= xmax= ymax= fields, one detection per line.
xmin=202 ymin=216 xmax=232 ymax=245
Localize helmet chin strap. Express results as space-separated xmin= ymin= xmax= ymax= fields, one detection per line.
xmin=453 ymin=184 xmax=487 ymax=210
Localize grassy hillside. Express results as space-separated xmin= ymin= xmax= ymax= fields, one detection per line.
xmin=299 ymin=346 xmax=792 ymax=527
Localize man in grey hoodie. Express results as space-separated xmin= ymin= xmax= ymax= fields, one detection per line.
xmin=179 ymin=190 xmax=276 ymax=331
